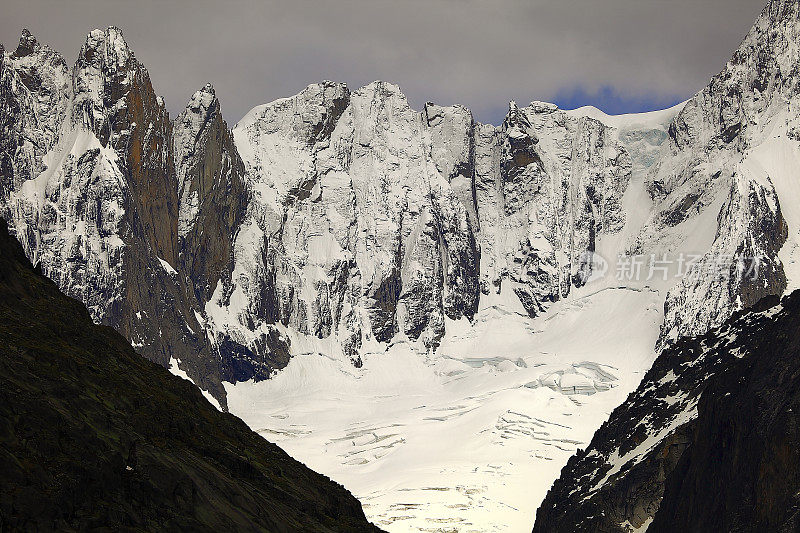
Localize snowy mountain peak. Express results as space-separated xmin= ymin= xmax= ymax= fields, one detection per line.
xmin=631 ymin=0 xmax=800 ymax=350
xmin=173 ymin=77 xmax=249 ymax=327
xmin=174 ymin=82 xmax=226 ymax=238
xmin=0 ymin=29 xmax=69 ymax=202
xmin=235 ymin=80 xmax=350 ymax=151
xmin=80 ymin=27 xmax=131 ymax=70
xmin=12 ymin=29 xmax=39 ymax=58
xmin=189 ymin=81 xmax=216 ymax=105
xmin=361 ymin=79 xmax=403 ymax=98
xmin=5 ymin=28 xmax=65 ymax=71
xmin=185 ymin=82 xmax=219 ymax=118
xmin=503 ymin=99 xmax=534 ymax=137
xmin=71 ymin=26 xmax=146 ymax=144
xmin=527 ymin=100 xmax=560 ymax=114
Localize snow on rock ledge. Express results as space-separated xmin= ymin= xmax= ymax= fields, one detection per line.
xmin=209 ymin=80 xmax=632 ymax=364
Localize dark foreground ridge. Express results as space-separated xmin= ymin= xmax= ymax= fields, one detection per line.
xmin=0 ymin=217 xmax=381 ymax=532
xmin=533 ymin=289 xmax=800 ymax=532
xmin=647 ymin=290 xmax=800 ymax=532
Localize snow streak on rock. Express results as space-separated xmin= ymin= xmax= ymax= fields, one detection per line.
xmin=216 ymin=82 xmax=631 ymax=365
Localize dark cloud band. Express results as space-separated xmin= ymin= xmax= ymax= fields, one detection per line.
xmin=1 ymin=0 xmax=764 ymax=124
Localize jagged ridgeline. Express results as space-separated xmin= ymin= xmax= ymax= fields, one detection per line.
xmin=0 ymin=0 xmax=791 ymax=412
xmin=534 ymin=0 xmax=800 ymax=529
xmin=0 ymin=27 xmax=636 ymax=406
xmin=0 ymin=27 xmax=227 ymax=405
xmin=3 ymin=0 xmax=800 ymax=529
xmin=0 ymin=217 xmax=381 ymax=531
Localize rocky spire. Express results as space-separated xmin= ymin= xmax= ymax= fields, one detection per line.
xmin=174 ymin=82 xmax=222 ymax=238
xmin=78 ymin=26 xmax=131 ymax=69
xmin=72 ymin=27 xmax=138 ymax=140
xmin=179 ymin=82 xmax=220 ymax=154
xmin=0 ymin=28 xmax=69 ymax=200
xmin=173 ymin=82 xmax=248 ymax=309
xmin=191 ymin=82 xmax=217 ymax=106
xmin=12 ymin=29 xmax=39 ymax=58
xmin=503 ymin=100 xmax=533 ymax=135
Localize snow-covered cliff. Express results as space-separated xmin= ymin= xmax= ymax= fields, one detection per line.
xmin=207 ymin=81 xmax=631 ymax=368
xmin=0 ymin=0 xmax=797 ymax=471
xmin=534 ymin=0 xmax=800 ymax=529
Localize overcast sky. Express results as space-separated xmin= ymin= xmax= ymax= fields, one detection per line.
xmin=1 ymin=0 xmax=765 ymax=125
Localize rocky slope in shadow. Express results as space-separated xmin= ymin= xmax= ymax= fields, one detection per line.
xmin=533 ymin=288 xmax=800 ymax=532
xmin=648 ymin=291 xmax=800 ymax=532
xmin=0 ymin=217 xmax=380 ymax=532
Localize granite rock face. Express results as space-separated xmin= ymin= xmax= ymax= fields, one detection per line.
xmin=478 ymin=100 xmax=630 ymax=314
xmin=0 ymin=28 xmax=225 ymax=405
xmin=636 ymin=0 xmax=800 ymax=348
xmin=207 ymin=81 xmax=631 ymax=364
xmin=173 ymin=83 xmax=248 ymax=303
xmin=0 ymin=30 xmax=69 ymax=219
xmin=1 ymin=1 xmax=796 ymax=411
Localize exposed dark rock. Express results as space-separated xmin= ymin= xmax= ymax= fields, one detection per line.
xmin=649 ymin=291 xmax=800 ymax=532
xmin=173 ymin=83 xmax=248 ymax=304
xmin=11 ymin=29 xmax=38 ymax=58
xmin=532 ymin=294 xmax=785 ymax=533
xmin=0 ymin=217 xmax=382 ymax=532
xmin=218 ymin=328 xmax=292 ymax=383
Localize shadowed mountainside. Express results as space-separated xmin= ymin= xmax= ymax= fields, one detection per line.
xmin=533 ymin=289 xmax=800 ymax=532
xmin=0 ymin=217 xmax=382 ymax=532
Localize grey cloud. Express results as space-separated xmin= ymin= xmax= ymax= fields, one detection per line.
xmin=1 ymin=0 xmax=765 ymax=124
